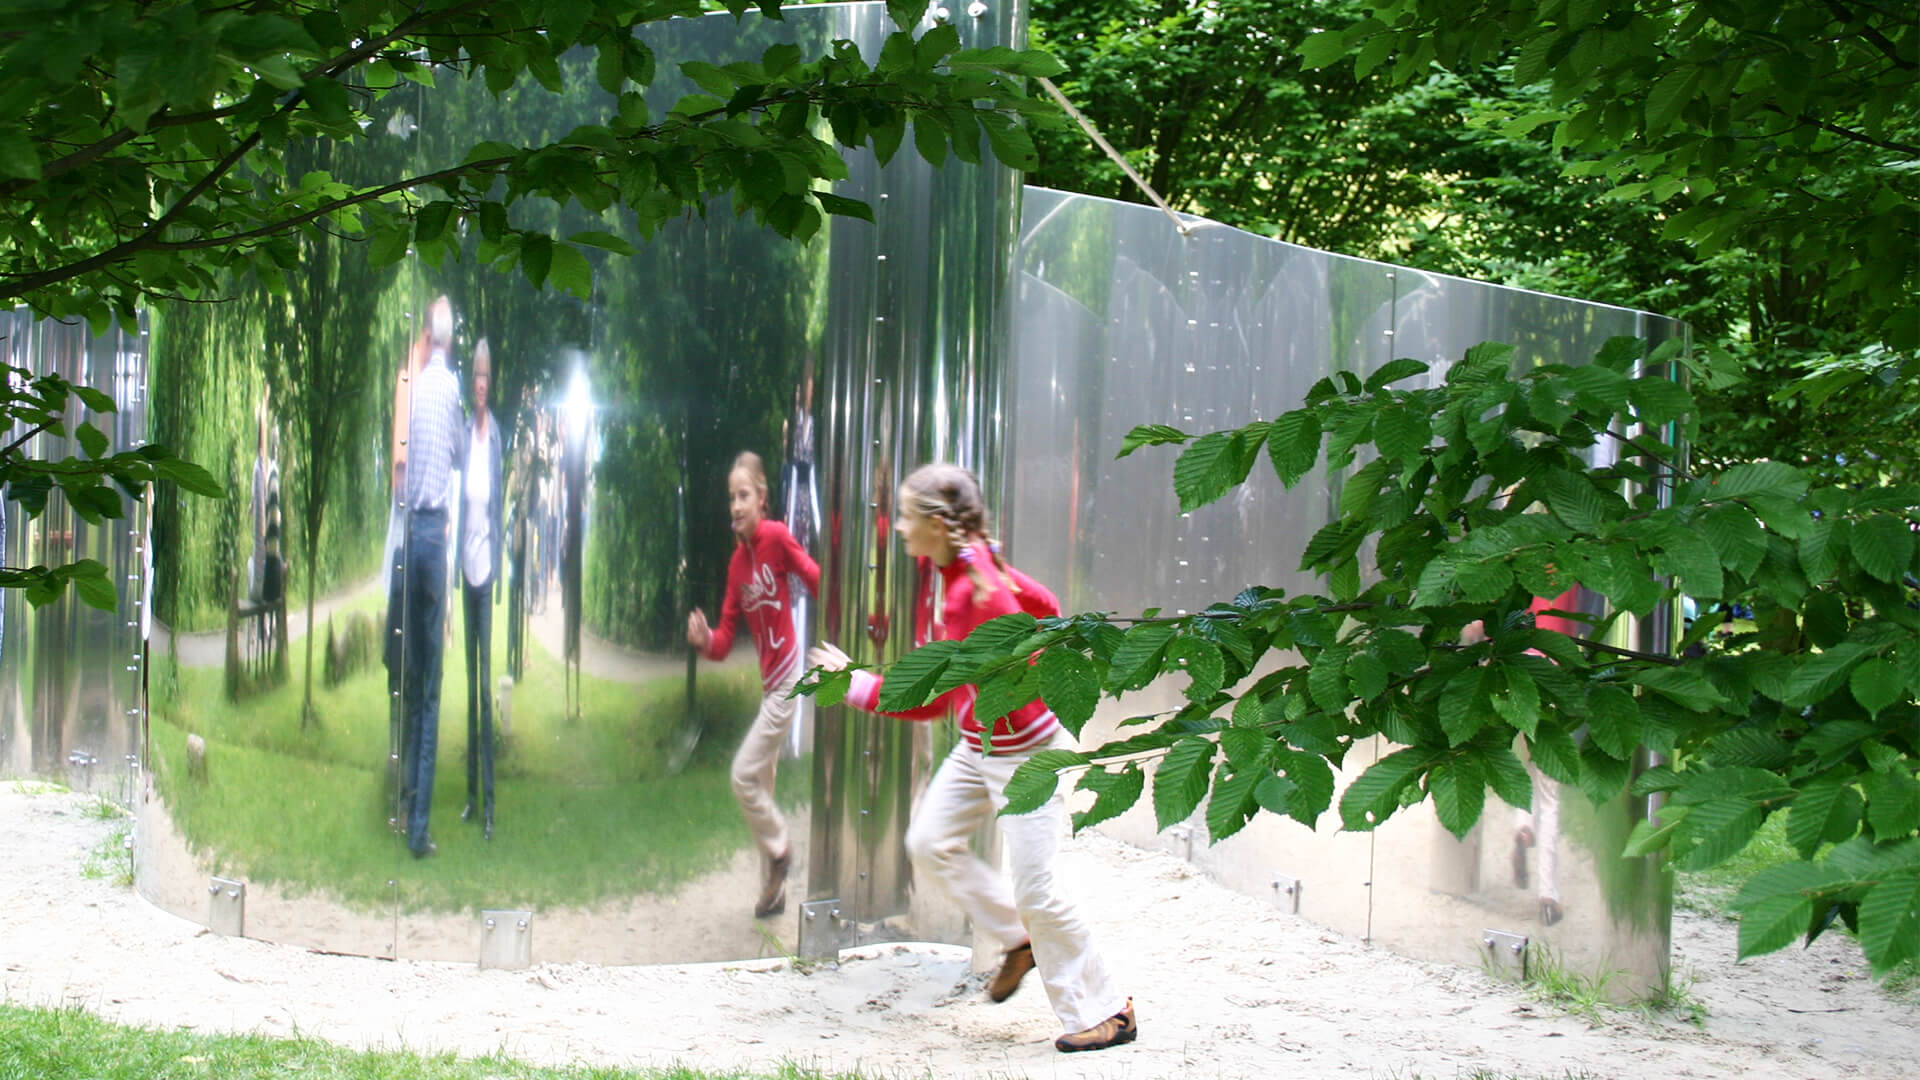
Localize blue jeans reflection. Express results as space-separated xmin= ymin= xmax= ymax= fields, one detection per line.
xmin=404 ymin=508 xmax=449 ymax=856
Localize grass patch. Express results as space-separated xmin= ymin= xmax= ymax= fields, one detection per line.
xmin=81 ymin=821 xmax=134 ymax=888
xmin=3 ymin=996 xmax=891 ymax=1080
xmin=148 ymin=590 xmax=805 ymax=914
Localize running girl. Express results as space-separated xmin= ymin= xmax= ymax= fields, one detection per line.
xmin=807 ymin=463 xmax=1136 ymax=1054
xmin=687 ymin=451 xmax=819 ymax=918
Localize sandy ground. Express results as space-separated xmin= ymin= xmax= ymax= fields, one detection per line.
xmin=3 ymin=783 xmax=1917 ymax=1080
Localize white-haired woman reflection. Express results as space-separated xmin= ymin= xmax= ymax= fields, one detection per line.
xmin=458 ymin=338 xmax=504 ymax=840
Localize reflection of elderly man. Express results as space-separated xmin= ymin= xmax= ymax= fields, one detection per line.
xmin=402 ymin=296 xmax=466 ymax=858
xmin=458 ymin=338 xmax=503 ymax=841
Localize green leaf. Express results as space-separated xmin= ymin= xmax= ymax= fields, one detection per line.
xmin=1736 ymin=892 xmax=1815 ymax=961
xmin=886 ymin=1 xmax=931 ymax=30
xmin=1339 ymin=747 xmax=1438 ymax=831
xmin=414 ymin=200 xmax=453 ymax=245
xmin=813 ymin=192 xmax=874 ymax=223
xmin=153 ymin=457 xmax=224 ymax=499
xmin=70 ymin=385 xmax=114 ymax=413
xmin=1168 ymin=636 xmax=1225 ymax=702
xmin=1430 ymin=759 xmax=1486 ymax=839
xmin=1106 ymin=622 xmax=1175 ymax=692
xmin=1644 ymin=66 xmax=1700 ymax=135
xmin=568 ymin=230 xmax=639 ymax=257
xmin=1527 ymin=726 xmax=1581 ymax=786
xmin=1789 ymin=780 xmax=1865 ymax=858
xmin=1577 ymin=743 xmax=1632 ymax=805
xmin=1585 ymin=685 xmax=1642 ymax=759
xmin=550 ymin=244 xmax=592 ymax=301
xmin=1627 ymin=376 xmax=1693 ymax=427
xmin=1863 ymin=771 xmax=1920 ymax=840
xmin=1675 ymin=798 xmax=1766 ymax=871
xmin=1038 ymin=649 xmax=1099 ymax=737
xmin=978 ymin=113 xmax=1037 ymax=171
xmin=76 ymin=422 xmax=109 ymax=460
xmin=68 ymin=560 xmax=118 ymax=611
xmin=1851 ymin=658 xmax=1904 ymax=717
xmin=1481 ymin=743 xmax=1533 ymax=812
xmin=1623 ymin=812 xmax=1685 ymax=857
xmin=1708 ymin=461 xmax=1808 ymax=503
xmin=1545 ymin=471 xmax=1609 ymax=535
xmin=1267 ymin=409 xmax=1321 ymax=487
xmin=1489 ymin=664 xmax=1541 ymax=737
xmin=1297 ymin=30 xmax=1351 ymax=71
xmin=1153 ymin=736 xmax=1216 ymax=830
xmin=1437 ymin=666 xmax=1489 ymax=746
xmin=519 ymin=233 xmax=553 ymax=289
xmin=1850 ymin=514 xmax=1916 ymax=584
xmin=973 ymin=666 xmax=1034 ymax=732
xmin=1072 ymin=764 xmax=1144 ymax=832
xmin=878 ymin=640 xmax=959 ymax=711
xmin=1255 ymin=773 xmax=1296 ymax=816
xmin=1858 ymin=871 xmax=1920 ymax=974
xmin=1703 ymin=505 xmax=1767 ymax=579
xmin=1205 ymin=762 xmax=1261 ymax=841
xmin=1116 ymin=423 xmax=1189 ymax=459
xmin=1000 ymin=748 xmax=1086 ymax=815
xmin=1786 ymin=643 xmax=1870 ymax=708
xmin=1364 ymin=357 xmax=1430 ymax=393
xmin=1173 ymin=430 xmax=1252 ymax=513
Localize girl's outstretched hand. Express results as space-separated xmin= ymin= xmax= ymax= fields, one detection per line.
xmin=807 ymin=642 xmax=851 ymax=673
xmin=686 ymin=608 xmax=712 ymax=649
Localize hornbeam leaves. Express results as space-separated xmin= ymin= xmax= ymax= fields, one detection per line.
xmin=3 ymin=1 xmax=1063 ymax=332
xmin=801 ymin=338 xmax=1920 ymax=975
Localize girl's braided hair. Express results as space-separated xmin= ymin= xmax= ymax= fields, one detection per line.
xmin=898 ymin=463 xmax=1018 ymax=606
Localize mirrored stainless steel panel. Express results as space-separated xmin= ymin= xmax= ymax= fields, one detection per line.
xmin=129 ymin=1 xmax=1020 ymax=965
xmin=1007 ymin=187 xmax=1684 ymax=997
xmin=1 ymin=309 xmax=148 ymax=813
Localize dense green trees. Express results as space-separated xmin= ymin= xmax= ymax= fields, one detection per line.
xmin=1028 ymin=0 xmax=1917 ymax=482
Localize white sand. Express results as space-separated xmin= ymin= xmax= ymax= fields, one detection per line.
xmin=3 ymin=782 xmax=1915 ymax=1079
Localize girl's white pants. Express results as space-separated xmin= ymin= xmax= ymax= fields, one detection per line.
xmin=732 ymin=673 xmax=798 ymax=861
xmin=905 ymin=732 xmax=1125 ymax=1033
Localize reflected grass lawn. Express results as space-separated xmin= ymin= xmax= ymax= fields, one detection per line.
xmin=149 ymin=595 xmax=806 ymax=913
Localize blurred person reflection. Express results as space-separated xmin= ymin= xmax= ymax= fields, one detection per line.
xmin=781 ymin=365 xmax=819 ymax=753
xmin=559 ymin=367 xmax=591 ymax=721
xmin=401 ymin=295 xmax=466 ymax=858
xmin=686 ymin=451 xmax=819 ymax=918
xmin=458 ymin=338 xmax=504 ymax=840
xmin=386 ymin=322 xmax=430 ymax=812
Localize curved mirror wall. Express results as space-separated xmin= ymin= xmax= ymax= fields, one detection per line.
xmin=123 ymin=1 xmax=1022 ymax=964
xmin=1 ymin=311 xmax=148 ymax=813
xmin=1007 ymin=187 xmax=1685 ymax=997
xmin=6 ymin=4 xmax=1684 ymax=986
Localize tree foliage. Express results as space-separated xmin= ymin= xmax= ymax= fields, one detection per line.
xmin=0 ymin=0 xmax=1061 ymax=332
xmin=3 ymin=0 xmax=1062 ymax=609
xmin=807 ymin=340 xmax=1920 ymax=974
xmin=1027 ymin=0 xmax=1918 ymax=486
xmin=1300 ymin=0 xmax=1918 ymax=350
xmin=1 ymin=360 xmax=222 ymax=609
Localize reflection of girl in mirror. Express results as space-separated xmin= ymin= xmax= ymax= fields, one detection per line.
xmin=807 ymin=464 xmax=1137 ymax=1055
xmin=685 ymin=451 xmax=819 ymax=918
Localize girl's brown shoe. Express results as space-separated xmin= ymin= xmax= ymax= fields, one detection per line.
xmin=1055 ymin=999 xmax=1137 ymax=1053
xmin=986 ymin=941 xmax=1035 ymax=1002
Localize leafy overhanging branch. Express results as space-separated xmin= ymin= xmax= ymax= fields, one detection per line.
xmin=1 ymin=1 xmax=1068 ymax=333
xmin=800 ymin=336 xmax=1920 ymax=974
